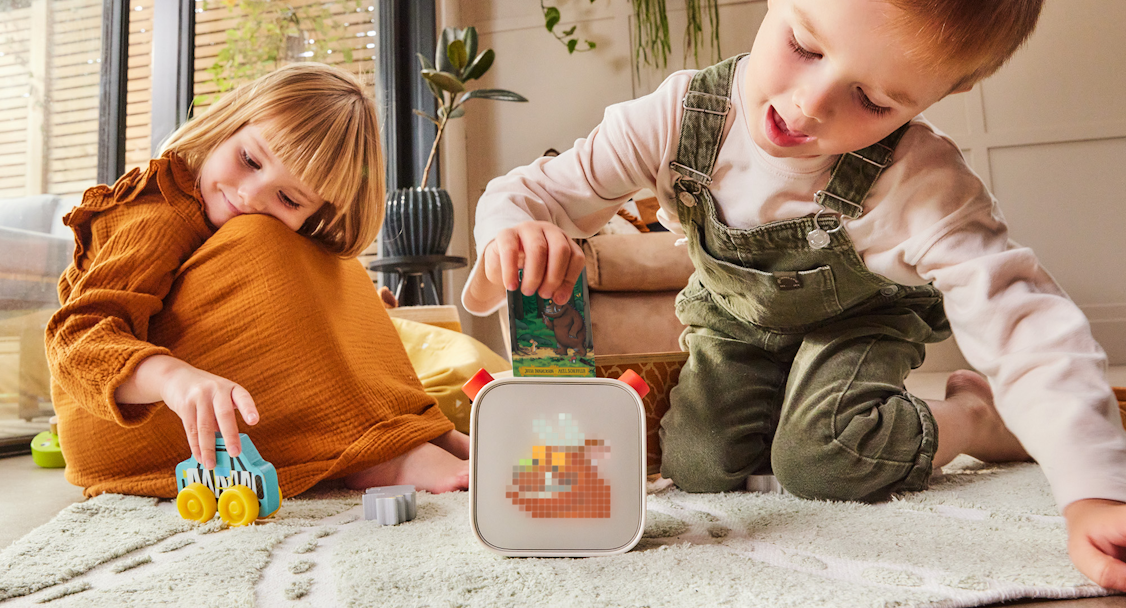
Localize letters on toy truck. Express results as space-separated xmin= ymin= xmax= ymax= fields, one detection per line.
xmin=180 ymin=465 xmax=263 ymax=499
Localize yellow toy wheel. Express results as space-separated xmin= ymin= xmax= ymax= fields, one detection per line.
xmin=177 ymin=483 xmax=217 ymax=523
xmin=218 ymin=485 xmax=260 ymax=526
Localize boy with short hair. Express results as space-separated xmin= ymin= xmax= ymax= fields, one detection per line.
xmin=462 ymin=0 xmax=1126 ymax=588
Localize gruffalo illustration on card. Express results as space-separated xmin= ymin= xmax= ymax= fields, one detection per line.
xmin=508 ymin=270 xmax=595 ymax=377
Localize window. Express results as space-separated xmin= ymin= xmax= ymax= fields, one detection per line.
xmin=192 ymin=0 xmax=381 ymax=115
xmin=0 ymin=0 xmax=119 ymax=449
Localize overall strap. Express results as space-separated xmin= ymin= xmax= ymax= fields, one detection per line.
xmin=670 ymin=53 xmax=748 ymax=189
xmin=815 ymin=123 xmax=911 ymax=218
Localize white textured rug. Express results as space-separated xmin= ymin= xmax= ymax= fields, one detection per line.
xmin=0 ymin=457 xmax=1115 ymax=607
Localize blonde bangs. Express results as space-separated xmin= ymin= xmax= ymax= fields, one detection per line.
xmin=258 ymin=93 xmax=384 ymax=258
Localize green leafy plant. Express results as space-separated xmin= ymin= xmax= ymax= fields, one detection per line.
xmin=415 ymin=26 xmax=528 ymax=187
xmin=540 ymin=0 xmax=720 ymax=69
xmin=198 ymin=0 xmax=358 ymax=104
xmin=541 ymin=0 xmax=597 ymax=54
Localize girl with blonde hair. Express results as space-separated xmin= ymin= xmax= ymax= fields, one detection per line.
xmin=47 ymin=62 xmax=469 ymax=499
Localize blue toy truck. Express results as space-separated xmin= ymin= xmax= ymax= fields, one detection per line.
xmin=175 ymin=433 xmax=282 ymax=526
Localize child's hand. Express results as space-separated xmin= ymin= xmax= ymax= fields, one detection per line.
xmin=116 ymin=354 xmax=259 ymax=469
xmin=483 ymin=220 xmax=585 ymax=304
xmin=1064 ymin=498 xmax=1126 ymax=590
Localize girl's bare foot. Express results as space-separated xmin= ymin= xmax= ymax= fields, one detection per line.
xmin=929 ymin=370 xmax=1032 ymax=468
xmin=344 ymin=442 xmax=469 ymax=494
xmin=430 ymin=430 xmax=470 ymax=460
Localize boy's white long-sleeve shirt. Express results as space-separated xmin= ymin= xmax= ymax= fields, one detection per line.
xmin=461 ymin=57 xmax=1126 ymax=510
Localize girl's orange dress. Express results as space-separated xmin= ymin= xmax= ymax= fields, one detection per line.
xmin=46 ymin=153 xmax=453 ymax=498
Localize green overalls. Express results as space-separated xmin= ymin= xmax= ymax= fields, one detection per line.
xmin=658 ymin=55 xmax=951 ymax=502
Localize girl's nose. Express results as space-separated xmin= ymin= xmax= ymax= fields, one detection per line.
xmin=237 ymin=185 xmax=267 ymax=213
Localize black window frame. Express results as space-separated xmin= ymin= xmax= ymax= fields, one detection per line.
xmin=96 ymin=0 xmax=130 ymax=185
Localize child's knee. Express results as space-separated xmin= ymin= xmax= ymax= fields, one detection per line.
xmin=204 ymin=214 xmax=302 ymax=259
xmin=771 ymin=390 xmax=935 ymax=501
xmin=181 ymin=214 xmax=324 ymax=285
xmin=170 ymin=213 xmax=339 ymax=324
xmin=771 ymin=444 xmax=857 ymax=501
xmin=770 ymin=442 xmax=920 ymax=503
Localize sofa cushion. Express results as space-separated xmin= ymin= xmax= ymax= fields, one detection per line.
xmin=589 ymin=291 xmax=685 ymax=355
xmin=0 ymin=227 xmax=74 ymax=308
xmin=0 ymin=195 xmax=63 ymax=234
xmin=582 ymin=232 xmax=694 ymax=292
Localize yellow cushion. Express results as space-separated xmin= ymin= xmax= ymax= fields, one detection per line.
xmin=386 ymin=304 xmax=462 ymax=333
xmin=391 ymin=317 xmax=511 ymax=434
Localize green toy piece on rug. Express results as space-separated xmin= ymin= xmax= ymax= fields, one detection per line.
xmin=31 ymin=416 xmax=65 ymax=469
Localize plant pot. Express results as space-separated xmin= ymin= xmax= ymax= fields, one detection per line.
xmin=383 ymin=187 xmax=455 ymax=257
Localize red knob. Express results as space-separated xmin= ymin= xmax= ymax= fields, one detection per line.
xmin=462 ymin=368 xmax=494 ymax=401
xmin=619 ymin=369 xmax=649 ymax=399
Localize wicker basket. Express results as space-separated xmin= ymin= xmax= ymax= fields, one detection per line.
xmin=595 ymin=352 xmax=689 ymax=475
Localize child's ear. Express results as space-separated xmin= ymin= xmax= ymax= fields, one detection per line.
xmin=947 ymin=78 xmax=976 ymax=96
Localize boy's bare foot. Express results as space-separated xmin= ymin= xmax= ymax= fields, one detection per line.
xmin=430 ymin=429 xmax=470 ymax=460
xmin=929 ymin=370 xmax=1032 ymax=468
xmin=344 ymin=441 xmax=469 ymax=494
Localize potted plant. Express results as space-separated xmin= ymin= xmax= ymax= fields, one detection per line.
xmin=383 ymin=26 xmax=527 ymax=258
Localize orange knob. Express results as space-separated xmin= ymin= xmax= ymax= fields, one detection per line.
xmin=462 ymin=368 xmax=495 ymax=401
xmin=619 ymin=369 xmax=649 ymax=399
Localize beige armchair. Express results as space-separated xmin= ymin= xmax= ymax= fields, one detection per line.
xmin=581 ymin=231 xmax=693 ymax=356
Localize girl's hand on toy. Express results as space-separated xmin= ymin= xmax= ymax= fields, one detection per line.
xmin=484 ymin=220 xmax=585 ymax=305
xmin=1064 ymin=498 xmax=1126 ymax=590
xmin=116 ymin=354 xmax=259 ymax=469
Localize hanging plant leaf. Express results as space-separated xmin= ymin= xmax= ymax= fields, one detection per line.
xmin=416 ymin=52 xmax=434 ymax=71
xmin=413 ymin=109 xmax=440 ymax=127
xmin=538 ymin=0 xmax=715 ymax=67
xmin=463 ymin=26 xmax=479 ymax=64
xmin=544 ymin=7 xmax=561 ymax=32
xmin=463 ymin=48 xmax=495 ymax=81
xmin=460 ymin=88 xmax=528 ymax=103
xmin=421 ymin=69 xmax=465 ymax=93
xmin=448 ymin=39 xmax=468 ymax=72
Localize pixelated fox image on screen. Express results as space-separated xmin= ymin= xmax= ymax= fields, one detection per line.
xmin=506 ymin=413 xmax=611 ymax=518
